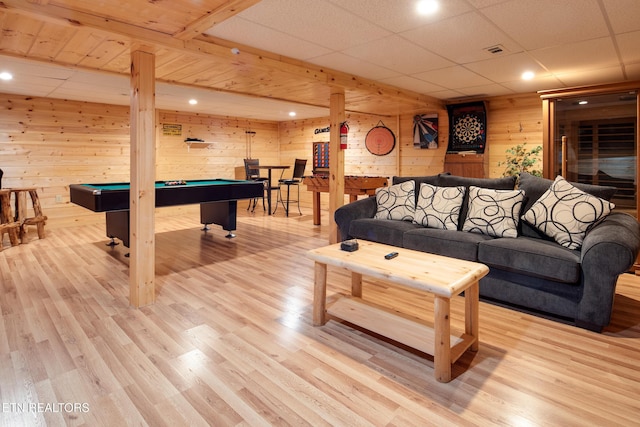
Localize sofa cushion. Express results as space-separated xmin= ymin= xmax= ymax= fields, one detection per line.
xmin=393 ymin=174 xmax=442 ymax=205
xmin=462 ymin=186 xmax=524 ymax=238
xmin=518 ymin=172 xmax=616 ymax=238
xmin=403 ymin=228 xmax=493 ymax=261
xmin=375 ymin=180 xmax=416 ymax=221
xmin=522 ymin=176 xmax=614 ymax=250
xmin=349 ymin=218 xmax=422 ymax=247
xmin=478 ymin=236 xmax=581 ymax=283
xmin=437 ymin=174 xmax=517 ymax=230
xmin=413 ymin=183 xmax=465 ymax=230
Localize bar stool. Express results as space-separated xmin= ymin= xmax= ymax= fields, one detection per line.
xmin=0 ymin=189 xmax=20 ymax=250
xmin=10 ymin=187 xmax=47 ymax=242
xmin=275 ymin=158 xmax=307 ymax=216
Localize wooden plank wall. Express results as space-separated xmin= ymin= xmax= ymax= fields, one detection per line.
xmin=278 ymin=113 xmax=403 ymax=210
xmin=0 ymin=91 xmax=544 ymax=231
xmin=0 ymin=95 xmax=131 ymax=229
xmin=484 ymin=93 xmax=544 ymax=178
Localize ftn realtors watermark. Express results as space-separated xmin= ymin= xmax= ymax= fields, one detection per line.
xmin=2 ymin=402 xmax=90 ymax=414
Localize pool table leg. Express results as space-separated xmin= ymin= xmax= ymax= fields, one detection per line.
xmin=200 ymin=201 xmax=238 ymax=238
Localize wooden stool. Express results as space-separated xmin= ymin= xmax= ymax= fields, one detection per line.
xmin=11 ymin=187 xmax=48 ymax=242
xmin=0 ymin=189 xmax=20 ymax=249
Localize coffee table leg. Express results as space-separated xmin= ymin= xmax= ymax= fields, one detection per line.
xmin=465 ymin=281 xmax=480 ymax=351
xmin=434 ymin=296 xmax=451 ymax=383
xmin=313 ymin=261 xmax=328 ymax=326
xmin=351 ymin=272 xmax=362 ymax=297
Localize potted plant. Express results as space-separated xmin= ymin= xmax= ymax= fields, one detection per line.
xmin=498 ymin=143 xmax=542 ymax=179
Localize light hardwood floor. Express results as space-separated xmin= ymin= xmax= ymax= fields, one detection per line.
xmin=1 ymin=207 xmax=640 ymax=426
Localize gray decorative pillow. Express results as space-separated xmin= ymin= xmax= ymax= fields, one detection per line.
xmin=462 ymin=186 xmax=525 ymax=238
xmin=375 ymin=180 xmax=415 ymax=221
xmin=414 ymin=183 xmax=465 ymax=230
xmin=522 ymin=175 xmax=614 ymax=249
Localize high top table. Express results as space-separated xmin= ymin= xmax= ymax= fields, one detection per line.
xmin=257 ymin=165 xmax=289 ymax=214
xmin=307 ymin=240 xmax=489 ymax=382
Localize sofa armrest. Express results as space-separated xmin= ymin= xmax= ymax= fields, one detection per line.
xmin=577 ymin=212 xmax=640 ymax=331
xmin=334 ymin=197 xmax=378 ymax=241
xmin=581 ymin=212 xmax=640 ymax=272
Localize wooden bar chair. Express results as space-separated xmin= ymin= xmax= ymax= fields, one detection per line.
xmin=243 ymin=158 xmax=267 ymax=212
xmin=0 ymin=189 xmax=20 ymax=250
xmin=11 ymin=187 xmax=47 ymax=242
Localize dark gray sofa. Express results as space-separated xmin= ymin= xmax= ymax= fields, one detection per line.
xmin=335 ymin=172 xmax=640 ymax=332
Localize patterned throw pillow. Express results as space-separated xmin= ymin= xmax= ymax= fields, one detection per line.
xmin=462 ymin=186 xmax=525 ymax=238
xmin=375 ymin=180 xmax=415 ymax=221
xmin=413 ymin=183 xmax=465 ymax=230
xmin=522 ymin=176 xmax=614 ymax=249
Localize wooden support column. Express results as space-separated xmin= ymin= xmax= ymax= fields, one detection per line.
xmin=328 ymin=87 xmax=345 ymax=244
xmin=129 ymin=48 xmax=156 ymax=307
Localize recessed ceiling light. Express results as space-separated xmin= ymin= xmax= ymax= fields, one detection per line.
xmin=188 ymin=99 xmax=198 ymax=105
xmin=416 ymin=0 xmax=439 ymax=15
xmin=521 ymin=71 xmax=535 ymax=80
xmin=578 ymin=100 xmax=588 ymax=105
xmin=0 ymin=71 xmax=13 ymax=81
xmin=288 ymin=111 xmax=296 ymax=117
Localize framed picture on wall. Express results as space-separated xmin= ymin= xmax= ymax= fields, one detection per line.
xmin=413 ymin=114 xmax=438 ymax=149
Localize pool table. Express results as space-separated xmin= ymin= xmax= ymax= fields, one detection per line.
xmin=70 ymin=179 xmax=264 ymax=247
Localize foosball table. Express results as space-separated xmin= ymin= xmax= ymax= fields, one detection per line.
xmin=302 ymin=175 xmax=388 ymax=225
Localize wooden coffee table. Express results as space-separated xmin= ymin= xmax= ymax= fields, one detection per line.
xmin=307 ymin=240 xmax=489 ymax=382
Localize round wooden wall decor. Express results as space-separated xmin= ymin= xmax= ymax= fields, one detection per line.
xmin=365 ymin=122 xmax=396 ymax=156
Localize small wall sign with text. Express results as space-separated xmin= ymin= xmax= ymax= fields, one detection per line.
xmin=162 ymin=123 xmax=183 ymax=136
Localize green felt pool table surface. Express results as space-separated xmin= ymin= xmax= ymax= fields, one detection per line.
xmin=70 ymin=179 xmax=264 ymax=213
xmin=81 ymin=179 xmax=250 ymax=191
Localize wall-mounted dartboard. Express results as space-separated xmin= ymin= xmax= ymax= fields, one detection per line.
xmin=365 ymin=121 xmax=396 ymax=156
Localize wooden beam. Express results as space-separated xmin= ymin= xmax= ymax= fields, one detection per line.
xmin=173 ymin=0 xmax=262 ymax=40
xmin=0 ymin=0 xmax=438 ymax=108
xmin=129 ymin=49 xmax=156 ymax=307
xmin=328 ymin=87 xmax=345 ymax=244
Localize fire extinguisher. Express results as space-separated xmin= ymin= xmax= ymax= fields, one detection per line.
xmin=340 ymin=121 xmax=349 ymax=150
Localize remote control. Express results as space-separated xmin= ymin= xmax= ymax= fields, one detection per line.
xmin=384 ymin=252 xmax=398 ymax=260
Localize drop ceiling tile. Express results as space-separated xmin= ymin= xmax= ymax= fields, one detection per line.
xmin=413 ymin=66 xmax=494 ymax=89
xmin=205 ymin=17 xmax=332 ymax=61
xmin=530 ymin=37 xmax=619 ymax=74
xmin=234 ymin=0 xmax=391 ymax=50
xmin=428 ymin=89 xmax=468 ymax=100
xmin=307 ymin=52 xmax=400 ymax=80
xmin=326 ymin=0 xmax=473 ymax=32
xmin=603 ymin=0 xmax=640 ymax=34
xmin=617 ymin=31 xmax=640 ymax=65
xmin=71 ymin=70 xmax=129 ymax=87
xmin=464 ymin=52 xmax=545 ymax=83
xmin=467 ymin=0 xmax=512 ymax=7
xmin=552 ymin=66 xmax=625 ymax=87
xmin=454 ymin=83 xmax=514 ymax=98
xmin=501 ymin=74 xmax=563 ymax=93
xmin=0 ymin=77 xmax=62 ymax=97
xmin=401 ymin=11 xmax=522 ymax=64
xmin=379 ymin=75 xmax=447 ymax=93
xmin=53 ymin=83 xmax=129 ymax=105
xmin=481 ymin=0 xmax=609 ymax=50
xmin=342 ymin=35 xmax=453 ymax=75
xmin=1 ymin=56 xmax=75 ymax=80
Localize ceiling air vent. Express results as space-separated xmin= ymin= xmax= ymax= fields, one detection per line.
xmin=485 ymin=44 xmax=505 ymax=54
